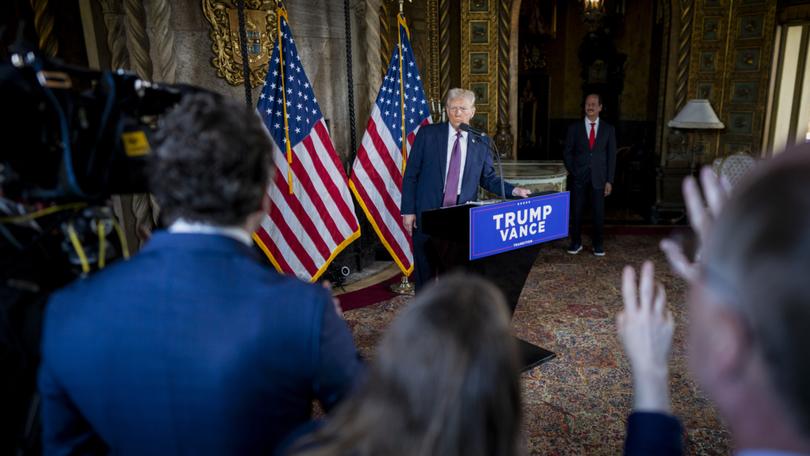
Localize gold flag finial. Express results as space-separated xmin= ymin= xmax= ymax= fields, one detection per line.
xmin=396 ymin=0 xmax=412 ymax=14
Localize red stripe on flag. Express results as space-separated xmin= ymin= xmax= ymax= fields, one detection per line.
xmin=353 ymin=143 xmax=407 ymax=234
xmin=266 ymin=198 xmax=319 ymax=277
xmin=272 ymin=171 xmax=332 ymax=263
xmin=304 ymin=126 xmax=359 ymax=230
xmin=254 ymin=226 xmax=294 ymax=274
xmin=365 ymin=117 xmax=403 ymax=188
xmin=350 ymin=171 xmax=411 ymax=268
xmin=291 ymin=137 xmax=347 ymax=246
xmin=315 ymin=123 xmax=354 ymax=186
xmin=312 ymin=123 xmax=360 ymax=231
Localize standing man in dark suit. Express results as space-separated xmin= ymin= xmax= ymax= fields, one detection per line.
xmin=563 ymin=93 xmax=617 ymax=257
xmin=38 ymin=93 xmax=363 ymax=455
xmin=401 ymin=88 xmax=531 ymax=290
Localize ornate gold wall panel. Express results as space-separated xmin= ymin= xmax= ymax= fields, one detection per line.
xmin=687 ymin=0 xmax=777 ymax=159
xmin=461 ymin=0 xmax=499 ymax=136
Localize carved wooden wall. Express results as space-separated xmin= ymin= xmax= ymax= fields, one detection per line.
xmin=687 ymin=0 xmax=777 ymax=159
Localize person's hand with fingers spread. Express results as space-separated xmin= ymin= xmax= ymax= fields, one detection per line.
xmin=660 ymin=166 xmax=729 ymax=283
xmin=617 ymin=261 xmax=674 ymax=413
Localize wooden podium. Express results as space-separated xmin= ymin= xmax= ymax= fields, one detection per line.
xmin=421 ymin=197 xmax=558 ymax=371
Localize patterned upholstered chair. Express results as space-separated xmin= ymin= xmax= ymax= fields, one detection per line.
xmin=711 ymin=152 xmax=757 ymax=190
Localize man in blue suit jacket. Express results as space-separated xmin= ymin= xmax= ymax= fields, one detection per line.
xmin=38 ymin=94 xmax=363 ymax=455
xmin=401 ymin=88 xmax=531 ymax=290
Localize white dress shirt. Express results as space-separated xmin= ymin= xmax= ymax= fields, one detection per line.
xmin=444 ymin=123 xmax=468 ymax=195
xmin=584 ymin=116 xmax=600 ymax=139
xmin=169 ymin=219 xmax=253 ymax=246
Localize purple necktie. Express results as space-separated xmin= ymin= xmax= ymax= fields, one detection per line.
xmin=443 ymin=131 xmax=462 ymax=207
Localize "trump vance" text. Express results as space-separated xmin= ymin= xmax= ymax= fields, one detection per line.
xmin=491 ymin=205 xmax=553 ymax=242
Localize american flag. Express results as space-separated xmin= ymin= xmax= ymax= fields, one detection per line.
xmin=349 ymin=15 xmax=431 ymax=275
xmin=253 ymin=7 xmax=360 ymax=282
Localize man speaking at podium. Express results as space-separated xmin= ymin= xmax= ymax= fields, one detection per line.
xmin=401 ymin=88 xmax=532 ymax=290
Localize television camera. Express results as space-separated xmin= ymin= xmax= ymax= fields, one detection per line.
xmin=0 ymin=49 xmax=211 ymax=454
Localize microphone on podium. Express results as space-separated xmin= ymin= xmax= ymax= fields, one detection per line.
xmin=459 ymin=123 xmax=488 ymax=137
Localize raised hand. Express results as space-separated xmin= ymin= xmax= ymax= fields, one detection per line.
xmin=617 ymin=261 xmax=674 ymax=412
xmin=660 ymin=166 xmax=729 ymax=283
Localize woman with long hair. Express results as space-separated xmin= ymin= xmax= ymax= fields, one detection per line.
xmin=288 ymin=274 xmax=523 ymax=456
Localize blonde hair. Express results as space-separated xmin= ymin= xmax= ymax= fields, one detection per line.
xmin=445 ymin=88 xmax=475 ymax=107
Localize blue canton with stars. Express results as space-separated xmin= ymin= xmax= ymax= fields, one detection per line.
xmin=375 ymin=24 xmax=430 ymax=151
xmin=257 ymin=16 xmax=324 ymax=149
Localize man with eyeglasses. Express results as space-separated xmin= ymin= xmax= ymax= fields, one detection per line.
xmin=401 ymin=88 xmax=531 ymax=290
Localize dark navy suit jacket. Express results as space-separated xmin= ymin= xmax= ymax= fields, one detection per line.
xmin=563 ymin=119 xmax=617 ymax=189
xmin=624 ymin=411 xmax=683 ymax=456
xmin=38 ymin=232 xmax=363 ymax=455
xmin=400 ymin=122 xmax=514 ymax=227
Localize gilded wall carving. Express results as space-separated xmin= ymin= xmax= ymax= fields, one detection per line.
xmin=202 ymin=0 xmax=277 ymax=88
xmin=687 ymin=0 xmax=777 ymax=159
xmin=461 ymin=0 xmax=500 ymax=136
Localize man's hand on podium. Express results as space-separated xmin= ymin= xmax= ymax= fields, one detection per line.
xmin=402 ymin=214 xmax=416 ymax=236
xmin=512 ymin=187 xmax=532 ymax=198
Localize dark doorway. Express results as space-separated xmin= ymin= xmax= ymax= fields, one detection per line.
xmin=517 ymin=75 xmax=550 ymax=159
xmin=516 ymin=0 xmax=557 ymax=160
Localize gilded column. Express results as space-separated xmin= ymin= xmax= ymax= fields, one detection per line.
xmin=438 ymin=0 xmax=449 ymax=98
xmin=365 ymin=0 xmax=383 ymax=108
xmin=379 ymin=1 xmax=393 ymax=75
xmin=147 ymin=0 xmax=176 ymax=84
xmin=124 ymin=0 xmax=157 ymax=248
xmin=100 ymin=0 xmax=130 ymax=70
xmin=29 ymin=0 xmax=58 ymax=57
xmin=495 ymin=0 xmax=513 ymax=158
xmin=675 ymin=0 xmax=694 ymax=112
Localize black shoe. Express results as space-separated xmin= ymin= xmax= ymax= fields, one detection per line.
xmin=567 ymin=243 xmax=583 ymax=254
xmin=593 ymin=247 xmax=605 ymax=257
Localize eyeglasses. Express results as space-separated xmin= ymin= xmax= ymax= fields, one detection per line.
xmin=447 ymin=106 xmax=472 ymax=113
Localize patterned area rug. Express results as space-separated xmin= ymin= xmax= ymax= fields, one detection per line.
xmin=342 ymin=234 xmax=732 ymax=455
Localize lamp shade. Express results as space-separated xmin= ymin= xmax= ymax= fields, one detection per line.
xmin=668 ymin=99 xmax=725 ymax=129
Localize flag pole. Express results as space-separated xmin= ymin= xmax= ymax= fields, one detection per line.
xmin=276 ymin=1 xmax=294 ymax=194
xmin=390 ymin=0 xmax=416 ymax=296
xmin=396 ymin=12 xmax=408 ymax=174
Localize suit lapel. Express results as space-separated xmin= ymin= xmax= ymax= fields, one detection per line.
xmin=438 ymin=123 xmax=450 ymax=186
xmin=460 ymin=133 xmax=477 ymax=187
xmin=594 ymin=122 xmax=607 ymax=151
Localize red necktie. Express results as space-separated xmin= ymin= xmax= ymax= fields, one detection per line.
xmin=589 ymin=122 xmax=596 ymax=150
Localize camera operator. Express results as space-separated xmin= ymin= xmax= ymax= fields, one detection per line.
xmin=37 ymin=93 xmax=363 ymax=454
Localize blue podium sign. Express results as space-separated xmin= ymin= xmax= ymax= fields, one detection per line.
xmin=469 ymin=192 xmax=570 ymax=260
